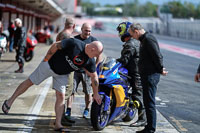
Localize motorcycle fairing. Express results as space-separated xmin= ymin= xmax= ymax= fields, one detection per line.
xmin=113 ymin=85 xmax=127 ymax=107
xmin=99 ymin=92 xmax=110 ymax=111
xmin=0 ymin=35 xmax=7 ymax=48
xmin=107 ymin=85 xmax=129 ymax=123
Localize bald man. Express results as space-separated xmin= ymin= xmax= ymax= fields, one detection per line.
xmin=2 ymin=38 xmax=103 ymax=132
xmin=64 ymin=23 xmax=98 ymax=121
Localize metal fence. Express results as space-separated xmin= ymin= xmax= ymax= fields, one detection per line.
xmin=94 ymin=16 xmax=200 ymax=41
xmin=141 ymin=20 xmax=200 ymax=41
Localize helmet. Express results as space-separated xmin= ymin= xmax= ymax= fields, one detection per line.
xmin=116 ymin=21 xmax=132 ymax=42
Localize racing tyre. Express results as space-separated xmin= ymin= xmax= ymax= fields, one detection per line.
xmin=122 ymin=99 xmax=137 ymax=122
xmin=91 ymin=99 xmax=110 ymax=131
xmin=24 ymin=51 xmax=34 ymax=62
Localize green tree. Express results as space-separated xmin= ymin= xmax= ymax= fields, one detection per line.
xmin=195 ymin=4 xmax=200 ymax=18
xmin=123 ymin=0 xmax=139 ymax=17
xmin=139 ymin=2 xmax=158 ymax=17
xmin=167 ymin=1 xmax=185 ymax=18
xmin=160 ymin=1 xmax=197 ymax=18
xmin=81 ymin=0 xmax=100 ymax=16
xmin=183 ymin=2 xmax=196 ymax=18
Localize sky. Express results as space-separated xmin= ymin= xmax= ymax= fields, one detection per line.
xmin=83 ymin=0 xmax=200 ymax=6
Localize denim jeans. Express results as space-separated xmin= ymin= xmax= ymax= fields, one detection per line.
xmin=9 ymin=37 xmax=14 ymax=52
xmin=141 ymin=73 xmax=160 ymax=132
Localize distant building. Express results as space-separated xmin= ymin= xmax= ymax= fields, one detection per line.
xmin=0 ymin=0 xmax=77 ymax=32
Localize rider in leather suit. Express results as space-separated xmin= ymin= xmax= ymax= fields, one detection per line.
xmin=14 ymin=18 xmax=27 ymax=73
xmin=116 ymin=22 xmax=146 ymax=127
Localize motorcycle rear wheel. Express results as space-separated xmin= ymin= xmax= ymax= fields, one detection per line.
xmin=24 ymin=51 xmax=34 ymax=62
xmin=91 ymin=99 xmax=110 ymax=131
xmin=122 ymin=99 xmax=137 ymax=122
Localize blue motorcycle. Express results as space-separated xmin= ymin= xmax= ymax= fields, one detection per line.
xmin=91 ymin=58 xmax=138 ymax=131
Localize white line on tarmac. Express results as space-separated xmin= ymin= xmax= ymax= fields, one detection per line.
xmin=156 ymin=96 xmax=161 ymax=101
xmin=17 ymin=77 xmax=52 ymax=133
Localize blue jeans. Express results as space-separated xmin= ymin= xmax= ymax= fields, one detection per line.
xmin=9 ymin=37 xmax=14 ymax=52
xmin=141 ymin=73 xmax=160 ymax=132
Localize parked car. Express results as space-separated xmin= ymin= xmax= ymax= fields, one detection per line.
xmin=94 ymin=21 xmax=104 ymax=30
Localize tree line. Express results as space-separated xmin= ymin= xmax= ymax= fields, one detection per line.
xmin=81 ymin=0 xmax=200 ymax=19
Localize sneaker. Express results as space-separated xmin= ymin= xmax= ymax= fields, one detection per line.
xmin=61 ymin=116 xmax=73 ymax=126
xmin=65 ymin=115 xmax=75 ymax=123
xmin=83 ymin=109 xmax=89 ymax=118
xmin=65 ymin=109 xmax=71 ymax=116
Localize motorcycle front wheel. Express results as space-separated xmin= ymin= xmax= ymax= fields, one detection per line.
xmin=91 ymin=99 xmax=110 ymax=131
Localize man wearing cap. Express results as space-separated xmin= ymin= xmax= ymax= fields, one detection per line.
xmin=55 ymin=17 xmax=76 ymax=126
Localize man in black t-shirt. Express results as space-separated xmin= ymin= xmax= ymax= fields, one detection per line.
xmin=65 ymin=23 xmax=98 ymax=120
xmin=2 ymin=38 xmax=103 ymax=132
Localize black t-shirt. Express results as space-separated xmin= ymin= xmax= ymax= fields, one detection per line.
xmin=74 ymin=35 xmax=98 ymax=73
xmin=48 ymin=38 xmax=96 ymax=75
xmin=75 ymin=35 xmax=97 ymax=43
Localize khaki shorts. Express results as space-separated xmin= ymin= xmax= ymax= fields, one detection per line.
xmin=29 ymin=61 xmax=69 ymax=93
xmin=73 ymin=72 xmax=92 ymax=95
xmin=65 ymin=72 xmax=74 ymax=99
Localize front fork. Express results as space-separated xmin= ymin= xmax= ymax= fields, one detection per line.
xmin=99 ymin=92 xmax=110 ymax=111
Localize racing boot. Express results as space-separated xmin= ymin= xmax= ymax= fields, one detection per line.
xmin=15 ymin=63 xmax=24 ymax=73
xmin=130 ymin=109 xmax=146 ymax=127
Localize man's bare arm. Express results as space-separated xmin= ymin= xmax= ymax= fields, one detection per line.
xmin=43 ymin=41 xmax=62 ymax=61
xmin=84 ymin=69 xmax=101 ymax=104
xmin=96 ymin=53 xmax=103 ymax=66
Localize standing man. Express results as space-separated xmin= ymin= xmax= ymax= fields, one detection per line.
xmin=128 ymin=23 xmax=168 ymax=133
xmin=2 ymin=38 xmax=103 ymax=132
xmin=194 ymin=64 xmax=200 ymax=82
xmin=8 ymin=21 xmax=15 ymax=52
xmin=116 ymin=21 xmax=146 ymax=127
xmin=56 ymin=17 xmax=76 ymax=126
xmin=64 ymin=23 xmax=98 ymax=120
xmin=13 ymin=18 xmax=27 ymax=73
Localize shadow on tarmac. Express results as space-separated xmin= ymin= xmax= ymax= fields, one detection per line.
xmin=0 ymin=113 xmax=54 ymax=117
xmin=0 ymin=59 xmax=16 ymax=62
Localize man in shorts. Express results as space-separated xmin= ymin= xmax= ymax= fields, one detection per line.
xmin=55 ymin=17 xmax=76 ymax=125
xmin=65 ymin=23 xmax=98 ymax=119
xmin=2 ymin=38 xmax=103 ymax=132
